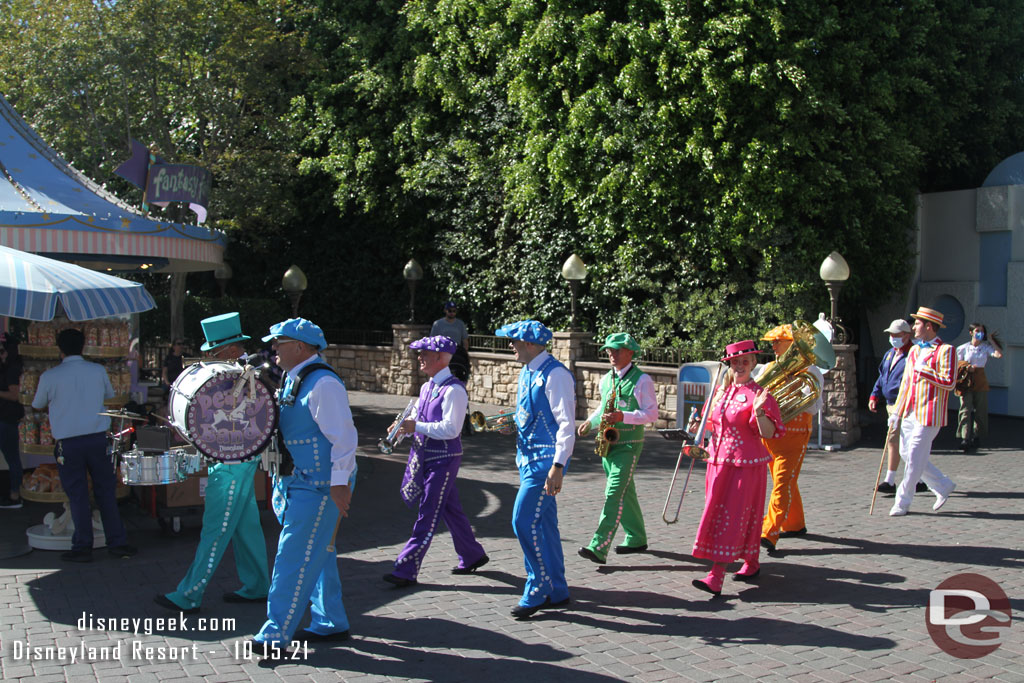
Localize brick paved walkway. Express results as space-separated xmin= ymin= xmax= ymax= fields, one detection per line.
xmin=1 ymin=389 xmax=1021 ymax=681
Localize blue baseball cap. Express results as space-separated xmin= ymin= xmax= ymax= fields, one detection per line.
xmin=495 ymin=319 xmax=552 ymax=345
xmin=262 ymin=317 xmax=327 ymax=350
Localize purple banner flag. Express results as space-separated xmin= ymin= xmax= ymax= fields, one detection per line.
xmin=114 ymin=138 xmax=156 ymax=189
xmin=146 ymin=163 xmax=213 ymax=224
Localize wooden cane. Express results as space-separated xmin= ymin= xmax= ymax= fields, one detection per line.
xmin=869 ymin=420 xmax=895 ymax=515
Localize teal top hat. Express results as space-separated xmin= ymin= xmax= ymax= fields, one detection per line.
xmin=200 ymin=312 xmax=251 ymax=352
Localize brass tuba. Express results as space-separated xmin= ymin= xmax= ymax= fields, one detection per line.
xmin=756 ymin=320 xmax=836 ymax=423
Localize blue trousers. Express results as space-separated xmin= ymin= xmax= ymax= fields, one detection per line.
xmin=0 ymin=420 xmax=23 ymax=496
xmin=512 ymin=459 xmax=568 ymax=608
xmin=255 ymin=478 xmax=349 ymax=645
xmin=166 ymin=460 xmax=269 ymax=610
xmin=55 ymin=432 xmax=127 ymax=551
xmin=393 ymin=456 xmax=486 ymax=580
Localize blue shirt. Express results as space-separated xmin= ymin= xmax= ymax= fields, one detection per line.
xmin=870 ymin=344 xmax=910 ymax=406
xmin=31 ymin=355 xmax=114 ymax=440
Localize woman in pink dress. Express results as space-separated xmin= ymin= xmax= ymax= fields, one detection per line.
xmin=691 ymin=340 xmax=784 ymax=596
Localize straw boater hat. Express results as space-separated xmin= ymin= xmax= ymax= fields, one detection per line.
xmin=761 ymin=324 xmax=793 ymax=342
xmin=910 ymin=306 xmax=946 ymax=329
xmin=720 ymin=340 xmax=759 ymax=362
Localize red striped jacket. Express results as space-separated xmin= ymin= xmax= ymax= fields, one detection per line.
xmin=894 ymin=339 xmax=956 ymax=426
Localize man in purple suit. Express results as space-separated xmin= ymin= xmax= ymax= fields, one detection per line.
xmin=384 ymin=335 xmax=488 ymax=587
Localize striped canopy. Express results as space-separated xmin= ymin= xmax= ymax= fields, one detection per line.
xmin=0 ymin=244 xmax=155 ymax=321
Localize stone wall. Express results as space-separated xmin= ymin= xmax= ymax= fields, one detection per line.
xmin=322 ymin=324 xmax=862 ymax=444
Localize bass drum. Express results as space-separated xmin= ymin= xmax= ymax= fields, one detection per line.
xmin=168 ymin=361 xmax=277 ymax=463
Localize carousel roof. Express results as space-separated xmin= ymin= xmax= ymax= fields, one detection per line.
xmin=0 ymin=93 xmax=224 ymax=273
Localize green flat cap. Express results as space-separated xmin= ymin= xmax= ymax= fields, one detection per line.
xmin=599 ymin=332 xmax=641 ymax=352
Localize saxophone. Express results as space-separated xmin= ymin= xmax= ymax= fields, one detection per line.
xmin=595 ymin=383 xmax=620 ymax=458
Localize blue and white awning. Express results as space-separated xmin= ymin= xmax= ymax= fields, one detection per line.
xmin=0 ymin=244 xmax=155 ymax=321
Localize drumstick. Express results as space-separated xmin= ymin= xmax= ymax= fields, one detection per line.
xmin=869 ymin=420 xmax=895 ymax=515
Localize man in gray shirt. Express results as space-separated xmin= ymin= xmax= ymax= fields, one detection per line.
xmin=430 ymin=301 xmax=468 ymax=350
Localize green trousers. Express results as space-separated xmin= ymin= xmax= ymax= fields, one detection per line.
xmin=587 ymin=442 xmax=647 ymax=560
xmin=165 ymin=459 xmax=270 ymax=610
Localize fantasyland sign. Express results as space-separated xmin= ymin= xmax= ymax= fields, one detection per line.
xmin=114 ymin=138 xmax=212 ymax=223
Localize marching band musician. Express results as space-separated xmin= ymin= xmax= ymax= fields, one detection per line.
xmin=691 ymin=340 xmax=784 ymax=596
xmin=757 ymin=324 xmax=823 ymax=554
xmin=576 ymin=333 xmax=657 ymax=564
xmin=154 ymin=312 xmax=270 ymax=614
xmin=383 ymin=335 xmax=488 ymax=587
xmin=496 ymin=320 xmax=576 ymax=619
xmin=253 ymin=318 xmax=357 ymax=648
xmin=889 ymin=307 xmax=957 ymax=516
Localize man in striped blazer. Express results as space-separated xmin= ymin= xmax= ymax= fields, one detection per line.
xmin=890 ymin=306 xmax=958 ymax=516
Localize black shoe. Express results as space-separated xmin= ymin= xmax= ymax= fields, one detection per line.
xmin=108 ymin=544 xmax=137 ymax=559
xmin=960 ymin=440 xmax=971 ymax=452
xmin=0 ymin=496 xmax=23 ymax=509
xmin=876 ymin=482 xmax=896 ymax=494
xmin=511 ymin=598 xmax=550 ymax=619
xmin=732 ymin=568 xmax=761 ymax=582
xmin=61 ymin=549 xmax=93 ymax=563
xmin=153 ymin=594 xmax=200 ymax=615
xmin=382 ymin=573 xmax=417 ymax=588
xmin=540 ymin=597 xmax=571 ymax=610
xmin=760 ymin=537 xmax=777 ymax=554
xmin=451 ymin=554 xmax=489 ymax=575
xmin=916 ymin=481 xmax=929 ymax=493
xmin=613 ymin=544 xmax=648 ymax=555
xmin=577 ymin=547 xmax=606 ymax=565
xmin=779 ymin=528 xmax=807 ymax=538
xmin=223 ymin=591 xmax=266 ymax=603
xmin=296 ymin=628 xmax=350 ymax=642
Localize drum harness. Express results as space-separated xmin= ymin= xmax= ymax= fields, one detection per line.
xmin=266 ymin=362 xmax=342 ymax=479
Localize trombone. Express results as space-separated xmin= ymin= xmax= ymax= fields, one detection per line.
xmin=661 ymin=365 xmax=721 ymax=524
xmin=469 ymin=410 xmax=516 ymax=434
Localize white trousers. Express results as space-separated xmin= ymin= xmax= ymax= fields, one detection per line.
xmin=895 ymin=416 xmax=955 ymax=511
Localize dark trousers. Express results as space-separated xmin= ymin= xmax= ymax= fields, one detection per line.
xmin=55 ymin=432 xmax=127 ymax=551
xmin=0 ymin=421 xmax=22 ymax=496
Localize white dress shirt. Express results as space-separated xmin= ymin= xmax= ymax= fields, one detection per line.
xmin=527 ymin=351 xmax=576 ymax=466
xmin=957 ymin=341 xmax=998 ymax=368
xmin=413 ymin=366 xmax=468 ymax=440
xmin=585 ymin=363 xmax=659 ymax=426
xmin=288 ymin=356 xmax=358 ymax=487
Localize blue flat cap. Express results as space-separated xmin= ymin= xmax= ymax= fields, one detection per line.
xmin=262 ymin=317 xmax=327 ymax=350
xmin=495 ymin=319 xmax=552 ymax=345
xmin=409 ymin=335 xmax=458 ymax=354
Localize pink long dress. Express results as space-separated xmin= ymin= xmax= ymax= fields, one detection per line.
xmin=692 ymin=380 xmax=784 ymax=563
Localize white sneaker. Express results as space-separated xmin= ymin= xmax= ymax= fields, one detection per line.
xmin=933 ymin=483 xmax=956 ymax=511
xmin=889 ymin=505 xmax=908 ymax=517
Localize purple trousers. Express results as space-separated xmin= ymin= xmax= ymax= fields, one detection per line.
xmin=393 ymin=455 xmax=485 ymax=580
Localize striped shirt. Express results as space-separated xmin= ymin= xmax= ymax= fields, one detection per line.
xmin=893 ymin=339 xmax=956 ymax=426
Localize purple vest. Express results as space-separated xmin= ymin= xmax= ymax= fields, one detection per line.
xmin=411 ymin=375 xmax=464 ymax=462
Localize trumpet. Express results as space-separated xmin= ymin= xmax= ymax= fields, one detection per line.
xmin=662 ymin=366 xmax=721 ymax=524
xmin=378 ymin=399 xmax=417 ymax=454
xmin=469 ymin=410 xmax=516 ymax=434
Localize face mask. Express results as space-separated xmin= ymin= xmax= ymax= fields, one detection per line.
xmin=889 ymin=336 xmax=903 ymax=349
xmin=974 ymin=331 xmax=985 ymax=341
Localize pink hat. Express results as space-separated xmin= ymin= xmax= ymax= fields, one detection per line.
xmin=721 ymin=340 xmax=759 ymax=362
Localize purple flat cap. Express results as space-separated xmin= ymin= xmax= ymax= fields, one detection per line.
xmin=409 ymin=335 xmax=458 ymax=354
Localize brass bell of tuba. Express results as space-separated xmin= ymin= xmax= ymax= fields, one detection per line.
xmin=756 ymin=320 xmax=836 ymax=423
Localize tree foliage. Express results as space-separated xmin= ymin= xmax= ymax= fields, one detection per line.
xmin=296 ymin=0 xmax=1024 ymax=350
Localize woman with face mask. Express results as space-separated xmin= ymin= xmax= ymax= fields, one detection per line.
xmin=955 ymin=323 xmax=1003 ymax=451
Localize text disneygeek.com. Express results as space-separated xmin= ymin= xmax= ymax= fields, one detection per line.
xmin=2 ymin=611 xmax=309 ymax=663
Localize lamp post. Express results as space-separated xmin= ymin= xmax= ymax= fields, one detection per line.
xmin=282 ymin=265 xmax=307 ymax=318
xmin=819 ymin=251 xmax=851 ymax=344
xmin=561 ymin=254 xmax=588 ymax=331
xmin=403 ymin=258 xmax=423 ymax=323
xmin=214 ymin=263 xmax=233 ymax=298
